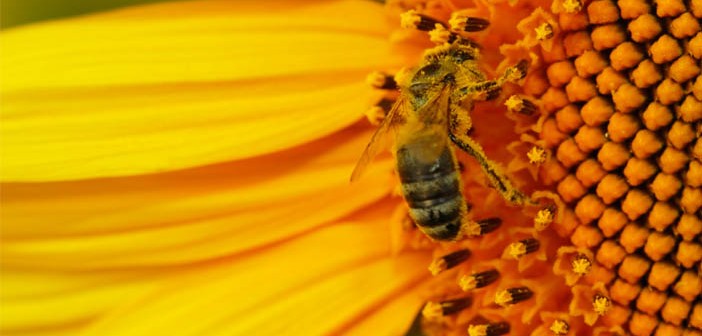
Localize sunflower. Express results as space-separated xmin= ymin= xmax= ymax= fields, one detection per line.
xmin=1 ymin=0 xmax=700 ymax=335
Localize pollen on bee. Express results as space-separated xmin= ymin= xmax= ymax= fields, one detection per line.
xmin=593 ymin=295 xmax=612 ymax=316
xmin=422 ymin=43 xmax=453 ymax=60
xmin=535 ymin=22 xmax=554 ymax=41
xmin=423 ymin=297 xmax=473 ymax=318
xmin=506 ymin=238 xmax=540 ymax=259
xmin=459 ymin=269 xmax=500 ymax=291
xmin=571 ymin=254 xmax=592 ymax=276
xmin=467 ymin=322 xmax=510 ymax=336
xmin=428 ymin=249 xmax=471 ymax=275
xmin=549 ymin=320 xmax=569 ymax=335
xmin=495 ymin=287 xmax=533 ymax=307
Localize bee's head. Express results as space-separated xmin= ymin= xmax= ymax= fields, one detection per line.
xmin=450 ymin=38 xmax=480 ymax=63
xmin=408 ymin=62 xmax=442 ymax=95
xmin=412 ymin=62 xmax=442 ymax=82
xmin=407 ymin=62 xmax=455 ymax=102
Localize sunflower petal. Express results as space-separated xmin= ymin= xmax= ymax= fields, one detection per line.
xmin=61 ymin=218 xmax=425 ymax=336
xmin=1 ymin=126 xmax=395 ymax=269
xmin=0 ymin=0 xmax=402 ymax=181
xmin=342 ymin=284 xmax=428 ymax=336
xmin=0 ymin=269 xmax=161 ymax=333
xmin=211 ymin=253 xmax=429 ymax=336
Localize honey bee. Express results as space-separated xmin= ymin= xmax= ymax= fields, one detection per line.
xmin=351 ymin=19 xmax=530 ymax=241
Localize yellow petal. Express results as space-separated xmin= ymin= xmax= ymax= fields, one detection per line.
xmin=1 ymin=269 xmax=161 ymax=333
xmin=210 ymin=254 xmax=428 ymax=336
xmin=343 ymin=286 xmax=427 ymax=336
xmin=66 ymin=218 xmax=425 ymax=336
xmin=1 ymin=126 xmax=395 ymax=269
xmin=1 ymin=0 xmax=403 ymax=181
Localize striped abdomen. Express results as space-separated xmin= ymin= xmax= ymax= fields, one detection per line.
xmin=396 ymin=141 xmax=465 ymax=241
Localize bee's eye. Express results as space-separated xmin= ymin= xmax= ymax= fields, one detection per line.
xmin=414 ymin=63 xmax=441 ymax=80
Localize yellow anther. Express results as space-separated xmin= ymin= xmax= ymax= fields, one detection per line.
xmin=505 ymin=238 xmax=541 ymax=259
xmin=429 ymin=24 xmax=452 ymax=44
xmin=365 ymin=71 xmax=387 ymax=88
xmin=593 ymin=295 xmax=611 ymax=315
xmin=508 ymin=242 xmax=528 ymax=259
xmin=505 ymin=94 xmax=537 ymax=115
xmin=505 ymin=67 xmax=525 ymax=82
xmin=534 ymin=207 xmax=555 ymax=231
xmin=400 ymin=10 xmax=421 ymax=29
xmin=494 ymin=290 xmax=513 ymax=307
xmin=495 ymin=287 xmax=533 ymax=307
xmin=535 ymin=23 xmax=554 ymax=41
xmin=562 ymin=0 xmax=582 ymax=13
xmin=468 ymin=324 xmax=489 ymax=336
xmin=448 ymin=13 xmax=468 ymax=31
xmin=463 ymin=221 xmax=483 ymax=237
xmin=527 ymin=146 xmax=547 ymax=164
xmin=365 ymin=106 xmax=385 ymax=126
xmin=460 ymin=269 xmax=499 ymax=291
xmin=459 ymin=274 xmax=478 ymax=291
xmin=506 ymin=238 xmax=539 ymax=259
xmin=422 ymin=301 xmax=443 ymax=319
xmin=571 ymin=255 xmax=592 ymax=276
xmin=428 ymin=258 xmax=448 ymax=276
xmin=505 ymin=95 xmax=524 ymax=112
xmin=429 ymin=249 xmax=470 ymax=276
xmin=549 ymin=320 xmax=569 ymax=335
xmin=468 ymin=322 xmax=510 ymax=336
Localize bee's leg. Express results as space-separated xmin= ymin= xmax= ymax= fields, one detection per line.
xmin=448 ymin=99 xmax=473 ymax=135
xmin=448 ymin=108 xmax=529 ymax=206
xmin=457 ymin=60 xmax=529 ymax=101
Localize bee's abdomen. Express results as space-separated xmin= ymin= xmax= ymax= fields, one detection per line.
xmin=396 ymin=145 xmax=464 ymax=241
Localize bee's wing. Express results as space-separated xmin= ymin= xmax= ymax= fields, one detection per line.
xmin=415 ymin=84 xmax=451 ymax=131
xmin=350 ymin=96 xmax=409 ymax=182
xmin=404 ymin=85 xmax=453 ymax=162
